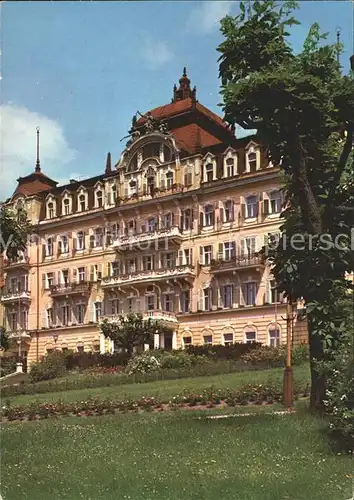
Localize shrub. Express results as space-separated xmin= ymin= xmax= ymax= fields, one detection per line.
xmin=126 ymin=353 xmax=161 ymax=375
xmin=324 ymin=330 xmax=354 ymax=453
xmin=153 ymin=350 xmax=210 ymax=370
xmin=64 ymin=351 xmax=130 ymax=371
xmin=0 ymin=356 xmax=17 ymax=377
xmin=186 ymin=342 xmax=261 ymax=360
xmin=240 ymin=344 xmax=309 ymax=367
xmin=29 ymin=351 xmax=67 ymax=382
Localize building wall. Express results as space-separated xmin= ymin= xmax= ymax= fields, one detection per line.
xmin=2 ymin=138 xmax=304 ymax=367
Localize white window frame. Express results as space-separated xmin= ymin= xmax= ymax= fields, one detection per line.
xmin=245 ymin=195 xmax=258 ymax=218
xmin=243 ymin=281 xmax=257 ymax=306
xmin=203 ymin=245 xmax=212 ymax=265
xmin=204 ymin=205 xmax=214 ymax=226
xmin=76 ymin=231 xmax=85 ymax=251
xmin=223 ymin=332 xmax=234 ymax=346
xmin=78 ymin=267 xmax=86 ymax=283
xmin=166 ymin=171 xmax=174 ymax=188
xmin=269 ymin=328 xmax=280 ymax=347
xmin=221 ymin=284 xmax=233 ymax=308
xmin=62 ymin=193 xmax=72 ymax=216
xmin=203 ymin=334 xmax=213 ymax=345
xmin=94 ymin=302 xmax=102 ymax=322
xmin=269 ymin=190 xmax=282 ymax=214
xmin=245 ymin=330 xmax=257 ymax=344
xmin=203 ymin=288 xmax=212 ymax=311
xmin=77 ymin=188 xmax=88 ymax=212
xmin=46 ymin=197 xmax=56 ymax=219
xmin=95 ymin=189 xmax=103 ymax=208
xmin=46 ymin=237 xmax=53 ymax=257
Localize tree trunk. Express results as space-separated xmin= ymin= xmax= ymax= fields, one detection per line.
xmin=308 ymin=317 xmax=326 ymax=412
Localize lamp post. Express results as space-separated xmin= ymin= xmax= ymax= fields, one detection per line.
xmin=282 ymin=300 xmax=295 ymax=408
xmin=53 ymin=333 xmax=58 ymax=351
xmin=16 ymin=338 xmax=23 ymax=373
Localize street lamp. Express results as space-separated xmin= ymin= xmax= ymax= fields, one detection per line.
xmin=53 ymin=333 xmax=58 ymax=350
xmin=282 ymin=300 xmax=295 ymax=408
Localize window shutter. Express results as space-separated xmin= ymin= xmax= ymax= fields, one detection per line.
xmin=171 ymin=212 xmax=175 ymax=226
xmin=240 ymin=239 xmax=245 ymax=258
xmin=72 ymin=268 xmax=77 ymax=282
xmin=42 ymin=273 xmax=47 ymax=290
xmin=198 ymin=290 xmax=204 ymax=311
xmin=230 ymin=200 xmax=235 ymax=221
xmin=89 ymin=235 xmax=95 ymax=249
xmin=199 ymin=246 xmax=204 ymax=265
xmin=42 ymin=244 xmax=46 ymax=261
xmin=160 ymin=177 xmax=166 ymax=190
xmin=189 ymin=248 xmax=193 ymax=265
xmin=57 ymin=271 xmax=61 ymax=285
xmin=218 ymin=243 xmax=223 ymax=259
xmin=89 ymin=265 xmax=95 ymax=282
xmin=199 ymin=211 xmax=204 ymax=230
xmin=42 ymin=309 xmax=48 ymax=328
xmin=240 ymin=203 xmax=246 ymax=219
xmin=97 ymin=264 xmax=103 ymax=280
xmin=211 ymin=208 xmax=215 ymax=226
xmin=263 ymin=199 xmax=269 ymax=216
xmin=265 ymin=280 xmax=271 ymax=304
xmin=234 ymin=285 xmax=241 ymax=306
xmin=219 ymin=207 xmax=224 ymax=223
xmin=255 ymin=199 xmax=260 ymax=217
xmin=178 ymin=250 xmax=183 ymax=266
xmin=57 ymin=239 xmax=62 ymax=256
xmin=231 ymin=241 xmax=236 ymax=258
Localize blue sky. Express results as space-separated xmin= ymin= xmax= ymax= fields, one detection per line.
xmin=1 ymin=1 xmax=353 ymax=198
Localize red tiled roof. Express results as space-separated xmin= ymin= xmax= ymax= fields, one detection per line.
xmin=171 ymin=123 xmax=222 ymax=153
xmin=13 ymin=171 xmax=57 ymax=197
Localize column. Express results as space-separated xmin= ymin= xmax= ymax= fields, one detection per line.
xmin=154 ymin=333 xmax=160 ymax=349
xmin=99 ymin=332 xmax=105 ymax=354
xmin=172 ymin=331 xmax=177 ymax=350
xmin=110 ymin=339 xmax=115 ymax=353
xmin=160 ymin=333 xmax=165 ymax=349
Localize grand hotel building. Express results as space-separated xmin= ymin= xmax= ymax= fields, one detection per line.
xmin=1 ymin=70 xmax=307 ymax=368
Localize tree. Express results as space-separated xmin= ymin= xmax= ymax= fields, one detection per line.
xmin=0 ymin=204 xmax=32 ymax=259
xmin=0 ymin=327 xmax=9 ymax=351
xmin=99 ymin=312 xmax=172 ymax=356
xmin=218 ymin=0 xmax=354 ymax=410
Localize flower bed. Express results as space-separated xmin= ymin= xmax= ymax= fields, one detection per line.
xmin=0 ymin=381 xmax=310 ymax=422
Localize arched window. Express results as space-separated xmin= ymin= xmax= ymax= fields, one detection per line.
xmin=269 ymin=324 xmax=281 ymax=347
xmin=96 ymin=190 xmax=103 ymax=208
xmin=47 ymin=202 xmax=55 ymax=219
xmin=225 ymin=158 xmax=234 ymax=177
xmin=182 ymin=334 xmax=192 ymax=349
xmin=247 ymin=152 xmax=257 ymax=172
xmin=244 ymin=325 xmax=257 ymax=344
xmin=142 ymin=143 xmax=160 ymax=160
xmin=78 ymin=194 xmax=87 ymax=212
xmin=205 ymin=163 xmax=214 ymax=182
xmin=63 ymin=198 xmax=70 ymax=215
xmin=129 ymin=180 xmax=137 ymax=196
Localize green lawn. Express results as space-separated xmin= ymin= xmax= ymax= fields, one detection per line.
xmin=7 ymin=364 xmax=310 ymax=406
xmin=1 ymin=403 xmax=352 ymax=500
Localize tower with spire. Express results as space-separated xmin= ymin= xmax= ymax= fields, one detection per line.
xmin=172 ymin=67 xmax=197 ymax=103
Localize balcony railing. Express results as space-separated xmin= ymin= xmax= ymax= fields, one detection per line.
xmin=113 ymin=226 xmax=182 ymax=251
xmin=7 ymin=330 xmax=31 ymax=340
xmin=210 ymin=254 xmax=264 ymax=272
xmin=1 ymin=290 xmax=31 ymax=303
xmin=3 ymin=256 xmax=30 ymax=270
xmin=49 ymin=281 xmax=92 ymax=296
xmin=102 ymin=264 xmax=195 ymax=287
xmin=102 ymin=309 xmax=178 ymax=324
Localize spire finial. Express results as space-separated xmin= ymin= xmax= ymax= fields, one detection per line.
xmin=105 ymin=152 xmax=112 ymax=174
xmin=183 ymin=66 xmax=187 ymax=77
xmin=35 ymin=126 xmax=41 ymax=173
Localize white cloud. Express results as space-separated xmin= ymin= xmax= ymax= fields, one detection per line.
xmin=0 ymin=104 xmax=76 ymax=200
xmin=142 ymin=38 xmax=174 ymax=69
xmin=187 ymin=1 xmax=233 ymax=35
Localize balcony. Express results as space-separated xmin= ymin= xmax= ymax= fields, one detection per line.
xmin=102 ymin=265 xmax=195 ymax=287
xmin=113 ymin=226 xmax=182 ymax=251
xmin=3 ymin=256 xmax=30 ymax=271
xmin=102 ymin=309 xmax=178 ymax=324
xmin=1 ymin=290 xmax=31 ymax=304
xmin=8 ymin=330 xmax=31 ymax=340
xmin=49 ymin=281 xmax=92 ymax=297
xmin=210 ymin=254 xmax=265 ymax=273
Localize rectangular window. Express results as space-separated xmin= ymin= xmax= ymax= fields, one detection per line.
xmin=241 ymin=237 xmax=256 ymax=258
xmin=203 ymin=245 xmax=213 ymax=265
xmin=10 ymin=312 xmax=17 ymax=331
xmin=246 ymin=196 xmax=258 ymax=218
xmin=63 ymin=199 xmax=70 ymax=215
xmin=183 ymin=336 xmax=192 ymax=347
xmin=46 ymin=308 xmax=53 ymax=328
xmin=61 ymin=305 xmax=70 ymax=326
xmin=221 ymin=284 xmax=233 ymax=308
xmin=10 ymin=278 xmax=17 ymax=293
xmin=163 ymin=213 xmax=172 ymax=229
xmin=184 ymin=248 xmax=191 ymax=265
xmin=270 ymin=191 xmax=282 ymax=214
xmin=226 ymin=158 xmax=234 ymax=177
xmin=244 ymin=282 xmax=257 ymax=306
xmin=94 ymin=228 xmax=103 ymax=247
xmin=147 ymin=218 xmax=156 ymax=232
xmin=127 ymin=259 xmax=136 ymax=273
xmin=245 ymin=331 xmax=256 ymax=344
xmin=162 ymin=252 xmax=175 ymax=268
xmin=77 ymin=231 xmax=85 ymax=250
xmin=76 ymin=304 xmax=86 ymax=324
xmin=269 ymin=329 xmax=280 ymax=347
xmin=127 ymin=297 xmax=134 ymax=312
xmin=78 ymin=267 xmax=85 ymax=283
xmin=164 ymin=294 xmax=173 ymax=312
xmin=205 ymin=163 xmax=213 ymax=182
xmin=94 ymin=302 xmax=102 ymax=322
xmin=143 ymin=255 xmax=153 ymax=271
xmin=111 ymin=261 xmax=120 ymax=277
xmin=224 ymin=200 xmax=233 ymax=222
xmin=166 ymin=172 xmax=174 ymax=188
xmin=182 ymin=209 xmax=192 ymax=230
xmin=109 ymin=298 xmax=119 ymax=315
xmin=180 ymin=290 xmax=190 ymax=313
xmin=46 ymin=237 xmax=53 ymax=256
xmin=203 ymin=335 xmax=213 ymax=345
xmin=204 ymin=205 xmax=214 ymax=226
xmin=203 ymin=288 xmax=211 ymax=311
xmin=224 ymin=241 xmax=236 ymax=260
xmin=223 ymin=333 xmax=233 ymax=346
xmin=146 ymin=295 xmax=155 ymax=311
xmin=61 ymin=269 xmax=69 ymax=286
xmin=47 ymin=272 xmax=54 ymax=288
